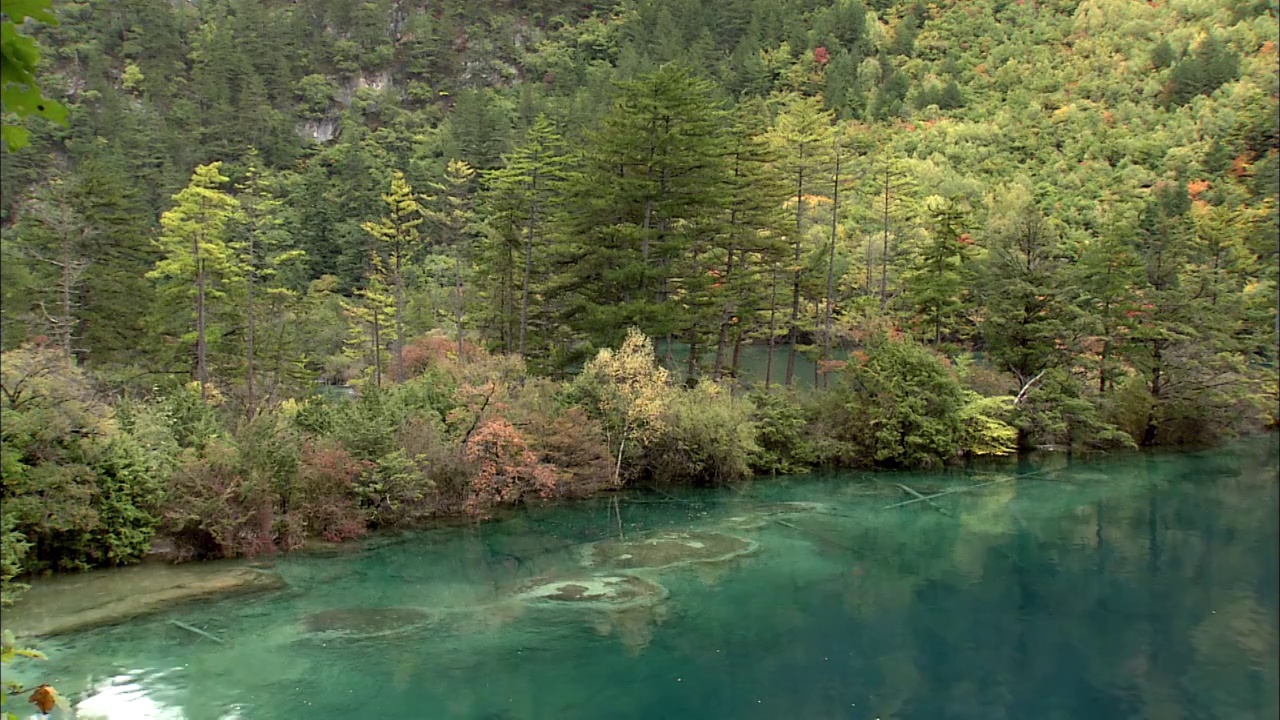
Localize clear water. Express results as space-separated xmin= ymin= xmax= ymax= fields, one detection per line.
xmin=9 ymin=437 xmax=1278 ymax=720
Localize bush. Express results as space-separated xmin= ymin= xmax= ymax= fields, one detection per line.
xmin=355 ymin=447 xmax=444 ymax=527
xmin=463 ymin=418 xmax=558 ymax=516
xmin=1019 ymin=369 xmax=1135 ymax=452
xmin=79 ymin=433 xmax=167 ymax=566
xmin=162 ymin=439 xmax=277 ymax=560
xmin=290 ymin=441 xmax=370 ymax=545
xmin=956 ymin=393 xmax=1019 ymax=457
xmin=747 ymin=388 xmax=825 ymax=475
xmin=642 ymin=382 xmax=758 ymax=485
xmin=2 ymin=346 xmax=167 ymax=575
xmin=526 ymin=407 xmax=617 ymax=498
xmin=1 ymin=513 xmax=30 ymax=606
xmin=826 ymin=336 xmax=967 ymax=469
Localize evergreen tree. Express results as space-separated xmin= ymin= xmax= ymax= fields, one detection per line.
xmin=362 ymin=171 xmax=425 ymax=382
xmin=764 ymin=93 xmax=833 ymax=386
xmin=424 ymin=160 xmax=479 ymax=361
xmin=556 ymin=65 xmax=730 ymax=354
xmin=148 ymin=162 xmax=244 ymax=401
xmin=483 ymin=115 xmax=573 ymax=362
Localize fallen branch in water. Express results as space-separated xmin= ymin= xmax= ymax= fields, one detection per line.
xmin=894 ymin=483 xmax=951 ymax=515
xmin=883 ymin=476 xmax=1012 ymax=510
xmin=169 ymin=619 xmax=223 ymax=644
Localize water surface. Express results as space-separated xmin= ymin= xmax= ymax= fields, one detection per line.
xmin=10 ymin=437 xmax=1278 ymax=720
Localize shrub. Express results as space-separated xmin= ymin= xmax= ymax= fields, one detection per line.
xmin=463 ymin=418 xmax=558 ymax=516
xmin=526 ymin=407 xmax=617 ymax=498
xmin=79 ymin=433 xmax=167 ymax=566
xmin=290 ymin=441 xmax=370 ymax=546
xmin=747 ymin=388 xmax=823 ymax=475
xmin=826 ymin=335 xmax=967 ymax=469
xmin=1 ymin=346 xmax=164 ymax=574
xmin=358 ymin=445 xmax=442 ymax=525
xmin=1019 ymin=369 xmax=1135 ymax=452
xmin=957 ymin=393 xmax=1019 ymax=457
xmin=569 ymin=328 xmax=672 ymax=483
xmin=0 ymin=513 xmax=30 ymax=606
xmin=643 ymin=382 xmax=758 ymax=485
xmin=162 ymin=439 xmax=277 ymax=560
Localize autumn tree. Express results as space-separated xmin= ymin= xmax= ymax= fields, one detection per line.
xmin=570 ymin=329 xmax=671 ymax=483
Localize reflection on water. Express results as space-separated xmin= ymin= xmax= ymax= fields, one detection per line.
xmin=12 ymin=437 xmax=1279 ymax=720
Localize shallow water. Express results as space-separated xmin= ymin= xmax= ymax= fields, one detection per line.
xmin=9 ymin=437 xmax=1278 ymax=720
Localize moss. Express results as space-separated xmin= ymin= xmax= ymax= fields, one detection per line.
xmin=517 ymin=574 xmax=668 ymax=610
xmin=582 ymin=531 xmax=758 ymax=571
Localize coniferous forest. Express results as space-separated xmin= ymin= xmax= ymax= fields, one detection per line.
xmin=1 ymin=0 xmax=1277 ymax=601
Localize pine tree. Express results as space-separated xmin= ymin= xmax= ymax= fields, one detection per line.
xmin=235 ymin=152 xmax=305 ymax=415
xmin=713 ymin=100 xmax=788 ymax=382
xmin=148 ymin=162 xmax=243 ymax=401
xmin=362 ymin=171 xmax=425 ymax=383
xmin=764 ymin=94 xmax=833 ymax=385
xmin=902 ymin=196 xmax=974 ymax=347
xmin=483 ymin=115 xmax=573 ymax=362
xmin=556 ymin=64 xmax=730 ymax=354
xmin=424 ymin=160 xmax=478 ymax=361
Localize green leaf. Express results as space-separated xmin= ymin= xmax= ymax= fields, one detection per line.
xmin=2 ymin=0 xmax=61 ymax=25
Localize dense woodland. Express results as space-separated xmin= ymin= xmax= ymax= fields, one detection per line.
xmin=0 ymin=0 xmax=1277 ymax=603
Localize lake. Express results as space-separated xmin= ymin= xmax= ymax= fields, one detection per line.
xmin=8 ymin=436 xmax=1278 ymax=720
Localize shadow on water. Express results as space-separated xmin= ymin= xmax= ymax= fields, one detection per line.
xmin=12 ymin=435 xmax=1279 ymax=720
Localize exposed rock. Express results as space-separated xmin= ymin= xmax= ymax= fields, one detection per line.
xmin=581 ymin=531 xmax=758 ymax=571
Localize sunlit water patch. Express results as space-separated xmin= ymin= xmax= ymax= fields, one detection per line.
xmin=8 ymin=436 xmax=1278 ymax=719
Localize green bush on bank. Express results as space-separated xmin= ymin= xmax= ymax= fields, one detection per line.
xmin=2 ymin=327 xmax=1271 ymax=601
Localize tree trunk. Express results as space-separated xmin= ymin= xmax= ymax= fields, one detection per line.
xmin=519 ymin=176 xmax=537 ymax=357
xmin=686 ymin=327 xmax=699 ymax=383
xmin=455 ymin=253 xmax=465 ymax=362
xmin=824 ymin=142 xmax=840 ymax=390
xmin=60 ymin=239 xmax=74 ymax=365
xmin=1142 ymin=341 xmax=1162 ymax=446
xmin=713 ymin=247 xmax=735 ymax=381
xmin=786 ymin=160 xmax=804 ymax=386
xmin=372 ymin=306 xmax=382 ymax=389
xmin=393 ymin=250 xmax=406 ymax=383
xmin=196 ymin=253 xmax=208 ymax=402
xmin=880 ymin=165 xmax=891 ymax=307
xmin=766 ymin=266 xmax=779 ymax=389
xmin=731 ymin=328 xmax=744 ymax=382
xmin=246 ymin=232 xmax=256 ymax=418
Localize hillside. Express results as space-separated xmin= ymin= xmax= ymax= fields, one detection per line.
xmin=0 ymin=0 xmax=1276 ymax=584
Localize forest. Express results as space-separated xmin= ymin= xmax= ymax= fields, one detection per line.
xmin=0 ymin=0 xmax=1277 ymax=606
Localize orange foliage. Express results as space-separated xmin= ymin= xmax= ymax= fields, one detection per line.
xmin=464 ymin=418 xmax=558 ymax=516
xmin=1232 ymin=154 xmax=1252 ymax=177
xmin=1186 ymin=179 xmax=1210 ymax=199
xmin=29 ymin=685 xmax=60 ymax=713
xmin=817 ymin=359 xmax=848 ymax=375
xmin=402 ymin=334 xmax=483 ymax=376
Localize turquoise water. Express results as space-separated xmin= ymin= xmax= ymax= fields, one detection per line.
xmin=10 ymin=437 xmax=1279 ymax=720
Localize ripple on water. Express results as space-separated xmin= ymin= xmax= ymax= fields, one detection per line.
xmin=298 ymin=606 xmax=434 ymax=641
